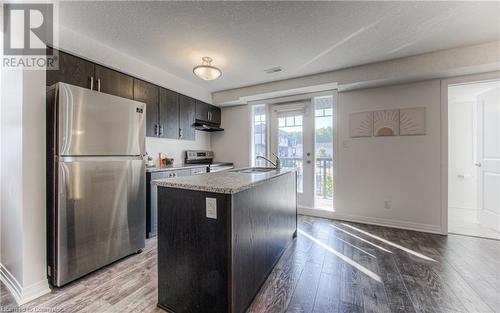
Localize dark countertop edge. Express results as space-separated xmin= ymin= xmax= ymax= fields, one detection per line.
xmin=154 ymin=169 xmax=295 ymax=194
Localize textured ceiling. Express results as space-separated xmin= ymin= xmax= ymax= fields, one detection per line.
xmin=59 ymin=1 xmax=500 ymax=92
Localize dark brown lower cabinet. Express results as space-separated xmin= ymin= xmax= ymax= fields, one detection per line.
xmin=157 ymin=171 xmax=297 ymax=313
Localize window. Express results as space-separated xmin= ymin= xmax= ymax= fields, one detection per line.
xmin=251 ymin=104 xmax=267 ymax=166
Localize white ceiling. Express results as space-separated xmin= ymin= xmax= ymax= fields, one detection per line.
xmin=59 ymin=1 xmax=500 ymax=93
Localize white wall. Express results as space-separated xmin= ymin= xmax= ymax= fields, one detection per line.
xmin=1 ymin=67 xmax=50 ymax=304
xmin=211 ymin=105 xmax=250 ymax=167
xmin=213 ymin=80 xmax=444 ymax=233
xmin=334 ymin=81 xmax=442 ymax=233
xmin=1 ymin=68 xmax=24 ymax=289
xmin=448 ymin=100 xmax=477 ymax=210
xmin=146 ymin=132 xmax=211 ymax=166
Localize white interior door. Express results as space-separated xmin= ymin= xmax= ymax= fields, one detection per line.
xmin=476 ymin=85 xmax=500 ymax=232
xmin=270 ymin=101 xmax=315 ymax=209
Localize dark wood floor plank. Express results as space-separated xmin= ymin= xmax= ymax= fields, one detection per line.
xmin=312 ymin=272 xmax=341 ymax=313
xmin=339 ymin=242 xmax=364 ymax=312
xmin=286 ymin=261 xmax=323 ymax=313
xmin=2 ymin=216 xmax=499 ymax=313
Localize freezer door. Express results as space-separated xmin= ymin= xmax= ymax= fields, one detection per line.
xmin=56 ymin=83 xmax=145 ymax=156
xmin=55 ymin=156 xmax=145 ymax=286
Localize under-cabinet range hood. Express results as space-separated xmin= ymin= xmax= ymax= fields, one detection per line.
xmin=194 ymin=120 xmax=224 ymax=132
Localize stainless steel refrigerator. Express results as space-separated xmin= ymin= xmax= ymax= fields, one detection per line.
xmin=46 ymin=83 xmax=146 ymax=287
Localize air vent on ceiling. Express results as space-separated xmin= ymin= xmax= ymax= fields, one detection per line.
xmin=264 ymin=66 xmax=282 ymax=74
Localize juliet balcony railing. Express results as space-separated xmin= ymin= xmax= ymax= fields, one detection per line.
xmin=279 ymin=157 xmax=333 ymax=199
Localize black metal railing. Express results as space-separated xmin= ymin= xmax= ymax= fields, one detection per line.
xmin=280 ymin=157 xmax=333 ymax=198
xmin=316 ymin=157 xmax=333 ymax=199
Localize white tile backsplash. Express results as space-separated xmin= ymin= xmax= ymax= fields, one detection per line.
xmin=145 ymin=131 xmax=211 ymax=166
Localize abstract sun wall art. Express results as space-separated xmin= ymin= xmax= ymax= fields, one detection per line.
xmin=400 ymin=107 xmax=426 ymax=135
xmin=373 ymin=109 xmax=400 ymax=136
xmin=349 ymin=111 xmax=373 ymax=137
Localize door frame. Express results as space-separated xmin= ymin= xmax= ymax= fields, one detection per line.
xmin=249 ymin=90 xmax=338 ymax=216
xmin=299 ymin=90 xmax=338 ymax=217
xmin=440 ymin=71 xmax=500 ymax=235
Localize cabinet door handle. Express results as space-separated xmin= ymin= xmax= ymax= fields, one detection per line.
xmin=154 ymin=124 xmax=158 ymax=136
xmin=209 ymin=111 xmax=212 ymax=121
xmin=97 ymin=78 xmax=101 ymax=92
xmin=207 ymin=111 xmax=210 ymax=121
xmin=159 ymin=125 xmax=163 ymax=136
xmin=90 ymin=76 xmax=94 ymax=90
xmin=179 ymin=128 xmax=183 ymax=138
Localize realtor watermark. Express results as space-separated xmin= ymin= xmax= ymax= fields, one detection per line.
xmin=2 ymin=2 xmax=58 ymax=70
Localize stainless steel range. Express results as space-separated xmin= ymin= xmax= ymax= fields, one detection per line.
xmin=185 ymin=150 xmax=234 ymax=172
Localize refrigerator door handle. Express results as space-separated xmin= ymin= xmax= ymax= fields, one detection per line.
xmin=58 ymin=156 xmax=143 ymax=162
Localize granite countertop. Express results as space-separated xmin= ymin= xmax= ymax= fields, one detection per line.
xmin=145 ymin=163 xmax=208 ymax=173
xmin=152 ymin=169 xmax=293 ymax=194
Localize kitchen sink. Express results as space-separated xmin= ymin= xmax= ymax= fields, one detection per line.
xmin=232 ymin=167 xmax=277 ymax=174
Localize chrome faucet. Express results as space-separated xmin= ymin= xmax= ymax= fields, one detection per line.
xmin=256 ymin=153 xmax=281 ymax=169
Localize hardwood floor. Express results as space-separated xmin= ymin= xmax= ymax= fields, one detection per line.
xmin=1 ymin=216 xmax=499 ymax=313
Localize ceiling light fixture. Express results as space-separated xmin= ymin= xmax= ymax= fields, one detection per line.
xmin=193 ymin=57 xmax=222 ymax=81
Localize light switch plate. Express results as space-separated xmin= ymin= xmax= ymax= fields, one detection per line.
xmin=206 ymin=197 xmax=217 ymax=219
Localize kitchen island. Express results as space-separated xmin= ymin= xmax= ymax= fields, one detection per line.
xmin=153 ymin=169 xmax=297 ymax=313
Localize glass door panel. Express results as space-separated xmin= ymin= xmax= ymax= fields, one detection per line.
xmin=314 ymin=96 xmax=334 ymax=211
xmin=271 ymin=102 xmax=315 ymax=209
xmin=277 ymin=115 xmax=304 ymax=192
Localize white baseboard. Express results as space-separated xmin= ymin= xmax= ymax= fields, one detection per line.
xmin=0 ymin=263 xmax=50 ymax=305
xmin=478 ymin=209 xmax=500 ymax=232
xmin=298 ymin=206 xmax=444 ymax=235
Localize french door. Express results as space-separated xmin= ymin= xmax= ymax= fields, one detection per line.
xmin=269 ymin=94 xmax=335 ymax=212
xmin=271 ymin=102 xmax=314 ymax=208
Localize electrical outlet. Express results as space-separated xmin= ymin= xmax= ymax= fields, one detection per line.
xmin=206 ymin=197 xmax=217 ymax=219
xmin=384 ymin=200 xmax=391 ymax=209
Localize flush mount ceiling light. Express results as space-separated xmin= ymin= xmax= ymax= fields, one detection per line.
xmin=193 ymin=57 xmax=222 ymax=81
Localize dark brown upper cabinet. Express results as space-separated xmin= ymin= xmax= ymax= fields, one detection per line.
xmin=94 ymin=65 xmax=134 ymax=100
xmin=208 ymin=105 xmax=221 ymax=125
xmin=134 ymin=79 xmax=160 ymax=137
xmin=45 ymin=48 xmax=212 ymax=142
xmin=179 ymin=95 xmax=196 ymax=141
xmin=195 ymin=100 xmax=209 ymax=122
xmin=46 ymin=49 xmax=95 ymax=89
xmin=159 ymin=88 xmax=180 ymax=139
xmin=196 ymin=100 xmax=221 ymax=125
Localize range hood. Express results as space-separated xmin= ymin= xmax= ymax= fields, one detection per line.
xmin=193 ymin=120 xmax=224 ymax=132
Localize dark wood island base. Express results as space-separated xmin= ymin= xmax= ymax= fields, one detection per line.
xmin=156 ymin=171 xmax=297 ymax=313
